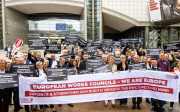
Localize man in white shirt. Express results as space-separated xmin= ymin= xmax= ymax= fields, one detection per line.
xmin=23 ymin=54 xmax=31 ymax=64
xmin=45 ymin=54 xmax=59 ymax=68
xmin=50 ymin=54 xmax=57 ymax=68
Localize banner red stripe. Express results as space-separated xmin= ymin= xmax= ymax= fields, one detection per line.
xmin=150 ymin=7 xmax=159 ymax=11
xmin=25 ymin=85 xmax=174 ymax=97
xmin=30 ymin=77 xmax=167 ymax=90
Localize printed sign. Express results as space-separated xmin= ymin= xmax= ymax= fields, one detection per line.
xmin=47 ymin=68 xmax=67 ymax=81
xmin=121 ymin=39 xmax=129 ymax=45
xmin=28 ymin=38 xmax=46 ymax=50
xmin=11 ymin=39 xmax=23 ymax=56
xmin=113 ymin=41 xmax=121 ymax=47
xmin=12 ymin=64 xmax=35 ymax=77
xmin=128 ymin=62 xmax=147 ymax=70
xmin=146 ymin=48 xmax=162 ymax=59
xmin=93 ymin=64 xmax=112 ymax=73
xmin=92 ymin=41 xmax=102 ymax=49
xmin=0 ymin=73 xmax=18 ymax=89
xmin=163 ymin=42 xmax=180 ymax=53
xmin=87 ymin=59 xmax=103 ymax=70
xmin=65 ymin=36 xmax=79 ymax=46
xmin=78 ymin=37 xmax=87 ymax=48
xmin=46 ymin=44 xmax=61 ymax=54
xmin=67 ymin=68 xmax=76 ymax=75
xmin=84 ymin=46 xmax=97 ymax=55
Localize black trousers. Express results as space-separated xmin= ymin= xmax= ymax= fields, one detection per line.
xmin=132 ymin=97 xmax=141 ymax=105
xmin=8 ymin=88 xmax=13 ymax=104
xmin=40 ymin=105 xmax=54 ymax=109
xmin=170 ymin=92 xmax=180 ymax=107
xmin=0 ymin=89 xmax=10 ymax=112
xmin=24 ymin=105 xmax=30 ymax=111
xmin=13 ymin=88 xmax=20 ymax=112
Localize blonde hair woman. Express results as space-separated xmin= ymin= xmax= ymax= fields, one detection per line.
xmin=105 ymin=56 xmax=117 ymax=108
xmin=117 ymin=55 xmax=129 ymax=106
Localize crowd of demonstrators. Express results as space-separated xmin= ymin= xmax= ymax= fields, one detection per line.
xmin=1 ymin=42 xmax=180 ymax=112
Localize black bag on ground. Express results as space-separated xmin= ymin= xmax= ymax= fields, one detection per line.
xmin=154 ymin=100 xmax=163 ymax=112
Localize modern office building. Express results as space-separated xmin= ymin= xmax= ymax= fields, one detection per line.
xmin=1 ymin=0 xmax=180 ymax=49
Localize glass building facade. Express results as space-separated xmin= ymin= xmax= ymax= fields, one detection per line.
xmin=94 ymin=0 xmax=100 ymax=41
xmin=28 ymin=13 xmax=80 ymax=38
xmin=87 ymin=0 xmax=93 ymax=40
xmin=149 ymin=27 xmax=169 ymax=48
xmin=86 ymin=0 xmax=100 ymax=40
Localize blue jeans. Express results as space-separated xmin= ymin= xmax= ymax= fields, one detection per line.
xmin=151 ymin=98 xmax=164 ymax=107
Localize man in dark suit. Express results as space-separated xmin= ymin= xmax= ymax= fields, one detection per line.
xmin=0 ymin=59 xmax=11 ymax=112
xmin=79 ymin=53 xmax=89 ymax=71
xmin=16 ymin=58 xmax=31 ymax=112
xmin=28 ymin=48 xmax=44 ymax=65
xmin=56 ymin=57 xmax=74 ymax=107
xmin=150 ymin=59 xmax=165 ymax=111
xmin=45 ymin=54 xmax=60 ymax=68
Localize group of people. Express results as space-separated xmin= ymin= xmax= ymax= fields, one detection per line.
xmin=0 ymin=43 xmax=180 ymax=112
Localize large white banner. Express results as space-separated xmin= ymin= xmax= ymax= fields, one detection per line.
xmin=148 ymin=0 xmax=162 ymax=22
xmin=19 ymin=71 xmax=179 ymax=105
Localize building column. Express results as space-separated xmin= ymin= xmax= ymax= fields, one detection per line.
xmin=2 ymin=0 xmax=5 ymax=48
xmin=84 ymin=1 xmax=87 ymax=41
xmin=168 ymin=27 xmax=173 ymax=43
xmin=99 ymin=0 xmax=103 ymax=40
xmin=144 ymin=26 xmax=149 ymax=49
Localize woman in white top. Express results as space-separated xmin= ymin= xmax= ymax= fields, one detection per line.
xmin=168 ymin=60 xmax=180 ymax=111
xmin=105 ymin=56 xmax=117 ymax=108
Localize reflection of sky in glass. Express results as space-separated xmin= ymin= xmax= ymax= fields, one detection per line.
xmin=29 ymin=19 xmax=80 ymax=31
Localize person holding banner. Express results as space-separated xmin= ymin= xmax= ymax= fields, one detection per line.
xmin=33 ymin=62 xmax=57 ymax=112
xmin=117 ymin=55 xmax=128 ymax=107
xmin=0 ymin=59 xmax=11 ymax=112
xmin=168 ymin=60 xmax=180 ymax=112
xmin=14 ymin=58 xmax=24 ymax=112
xmin=17 ymin=58 xmax=31 ymax=112
xmin=55 ymin=57 xmax=74 ymax=107
xmin=157 ymin=52 xmax=170 ymax=72
xmin=149 ymin=59 xmax=165 ymax=111
xmin=132 ymin=55 xmax=143 ymax=110
xmin=105 ymin=56 xmax=117 ymax=108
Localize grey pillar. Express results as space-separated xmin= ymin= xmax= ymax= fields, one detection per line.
xmin=168 ymin=27 xmax=173 ymax=43
xmin=144 ymin=26 xmax=149 ymax=49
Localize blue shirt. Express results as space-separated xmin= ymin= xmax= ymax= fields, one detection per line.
xmin=57 ymin=64 xmax=69 ymax=68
